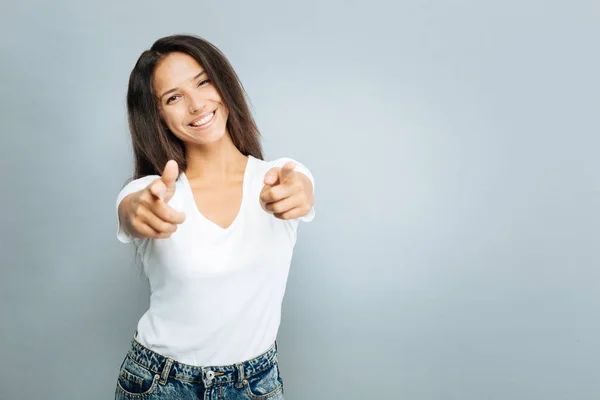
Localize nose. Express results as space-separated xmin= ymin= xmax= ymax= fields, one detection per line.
xmin=188 ymin=92 xmax=205 ymax=114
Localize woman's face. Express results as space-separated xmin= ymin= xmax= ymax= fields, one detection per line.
xmin=153 ymin=52 xmax=229 ymax=146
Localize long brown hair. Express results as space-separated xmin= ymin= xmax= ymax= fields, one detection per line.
xmin=126 ymin=34 xmax=263 ymax=180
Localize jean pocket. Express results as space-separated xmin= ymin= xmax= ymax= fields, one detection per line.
xmin=244 ymin=361 xmax=284 ymax=399
xmin=116 ymin=356 xmax=159 ymax=399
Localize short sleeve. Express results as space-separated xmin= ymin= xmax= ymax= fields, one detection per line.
xmin=115 ymin=175 xmax=160 ymax=243
xmin=270 ymin=158 xmax=315 ymax=223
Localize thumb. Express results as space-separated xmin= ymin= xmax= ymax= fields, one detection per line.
xmin=161 ymin=160 xmax=179 ymax=188
xmin=150 ymin=160 xmax=179 ymax=202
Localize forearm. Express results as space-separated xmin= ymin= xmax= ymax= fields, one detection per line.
xmin=118 ymin=193 xmax=138 ymax=238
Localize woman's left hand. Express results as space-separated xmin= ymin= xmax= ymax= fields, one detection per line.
xmin=260 ymin=161 xmax=314 ymax=220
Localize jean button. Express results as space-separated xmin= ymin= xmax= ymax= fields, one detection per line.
xmin=206 ymin=370 xmax=215 ymax=380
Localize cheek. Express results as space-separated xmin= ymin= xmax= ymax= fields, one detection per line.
xmin=161 ymin=107 xmax=184 ymax=129
xmin=220 ymin=106 xmax=229 ymax=123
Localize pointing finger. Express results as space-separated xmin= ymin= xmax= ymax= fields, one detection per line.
xmin=264 ymin=167 xmax=280 ymax=186
xmin=280 ymin=161 xmax=296 ymax=184
xmin=149 ymin=179 xmax=167 ymax=200
xmin=260 ymin=184 xmax=300 ymax=204
xmin=153 ymin=201 xmax=186 ymax=225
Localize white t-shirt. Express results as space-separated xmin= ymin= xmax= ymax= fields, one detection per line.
xmin=115 ymin=155 xmax=315 ymax=366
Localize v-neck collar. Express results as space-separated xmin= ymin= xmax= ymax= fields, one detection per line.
xmin=180 ymin=155 xmax=253 ymax=232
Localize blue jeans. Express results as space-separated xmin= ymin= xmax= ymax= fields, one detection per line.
xmin=115 ymin=333 xmax=285 ymax=399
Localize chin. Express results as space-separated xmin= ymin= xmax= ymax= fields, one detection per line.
xmin=181 ymin=128 xmax=227 ymax=146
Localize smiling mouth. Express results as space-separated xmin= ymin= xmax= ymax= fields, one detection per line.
xmin=189 ymin=111 xmax=216 ymax=127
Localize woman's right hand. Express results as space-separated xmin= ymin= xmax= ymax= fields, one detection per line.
xmin=118 ymin=160 xmax=187 ymax=239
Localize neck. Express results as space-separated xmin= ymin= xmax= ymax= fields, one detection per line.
xmin=183 ymin=133 xmax=247 ymax=182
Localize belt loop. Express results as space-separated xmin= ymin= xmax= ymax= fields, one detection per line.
xmin=159 ymin=358 xmax=174 ymax=386
xmin=131 ymin=331 xmax=138 ymax=348
xmin=235 ymin=363 xmax=245 ymax=389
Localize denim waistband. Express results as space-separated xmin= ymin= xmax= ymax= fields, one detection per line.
xmin=127 ymin=332 xmax=278 ymax=387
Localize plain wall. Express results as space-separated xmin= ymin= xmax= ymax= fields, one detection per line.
xmin=1 ymin=1 xmax=598 ymax=399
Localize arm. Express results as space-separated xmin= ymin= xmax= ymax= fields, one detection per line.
xmin=116 ymin=160 xmax=186 ymax=243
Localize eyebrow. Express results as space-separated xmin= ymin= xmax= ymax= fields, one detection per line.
xmin=158 ymin=71 xmax=206 ymax=101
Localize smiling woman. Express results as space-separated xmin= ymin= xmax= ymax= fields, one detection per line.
xmin=114 ymin=35 xmax=316 ymax=400
xmin=155 ymin=54 xmax=229 ymax=146
xmin=125 ymin=35 xmax=264 ymax=179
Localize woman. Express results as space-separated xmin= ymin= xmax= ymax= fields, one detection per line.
xmin=114 ymin=34 xmax=315 ymax=399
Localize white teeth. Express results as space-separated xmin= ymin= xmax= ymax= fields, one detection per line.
xmin=191 ymin=112 xmax=214 ymax=127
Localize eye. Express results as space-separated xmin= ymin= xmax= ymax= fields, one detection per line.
xmin=198 ymin=79 xmax=211 ymax=87
xmin=165 ymin=94 xmax=181 ymax=105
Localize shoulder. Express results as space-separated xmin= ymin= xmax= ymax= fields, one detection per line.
xmin=117 ymin=175 xmax=162 ymax=201
xmin=120 ymin=175 xmax=161 ymax=191
xmin=250 ymin=156 xmax=307 ymax=172
xmin=249 ymin=156 xmax=297 ymax=179
xmin=248 ymin=156 xmax=280 ymax=176
xmin=249 ymin=155 xmax=314 ymax=185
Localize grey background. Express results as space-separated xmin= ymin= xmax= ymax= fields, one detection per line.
xmin=1 ymin=1 xmax=598 ymax=399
